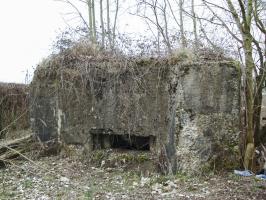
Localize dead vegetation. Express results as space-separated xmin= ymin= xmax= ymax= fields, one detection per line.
xmin=0 ymin=82 xmax=29 ymax=139
xmin=0 ymin=83 xmax=33 ymax=167
xmin=0 ymin=134 xmax=35 ymax=166
xmin=36 ymin=39 xmax=232 ymax=74
xmin=1 ymin=144 xmax=266 ymax=200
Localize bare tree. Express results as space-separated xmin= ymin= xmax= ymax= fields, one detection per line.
xmin=112 ymin=0 xmax=119 ymax=49
xmin=87 ymin=0 xmax=94 ymax=42
xmin=199 ymin=0 xmax=266 ymax=170
xmin=92 ymin=0 xmax=97 ymax=42
xmin=55 ymin=0 xmax=120 ymax=49
xmin=134 ymin=0 xmax=172 ymax=53
xmin=191 ymin=0 xmax=198 ymax=48
xmin=106 ymin=0 xmax=119 ymax=49
xmin=106 ymin=0 xmax=112 ymax=47
xmin=179 ymin=0 xmax=186 ymax=47
xmin=100 ymin=0 xmax=105 ymax=47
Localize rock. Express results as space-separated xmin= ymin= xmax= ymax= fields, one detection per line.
xmin=37 ymin=195 xmax=50 ymax=200
xmin=133 ymin=181 xmax=138 ymax=187
xmin=140 ymin=177 xmax=150 ymax=187
xmin=152 ymin=183 xmax=163 ymax=193
xmin=165 ymin=180 xmax=177 ymax=189
xmin=100 ymin=160 xmax=105 ymax=168
xmin=60 ymin=176 xmax=70 ymax=184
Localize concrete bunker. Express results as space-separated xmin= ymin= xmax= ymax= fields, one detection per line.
xmin=30 ymin=47 xmax=241 ymax=174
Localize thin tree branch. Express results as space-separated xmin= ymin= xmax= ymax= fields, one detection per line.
xmin=203 ymin=0 xmax=243 ymax=43
xmin=55 ymin=0 xmax=89 ymax=30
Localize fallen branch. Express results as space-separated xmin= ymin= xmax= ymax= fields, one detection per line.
xmin=0 ymin=134 xmax=35 ymax=165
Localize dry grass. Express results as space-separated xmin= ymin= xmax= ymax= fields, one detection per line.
xmin=1 ymin=145 xmax=266 ymax=199
xmin=0 ymin=83 xmax=29 ymax=138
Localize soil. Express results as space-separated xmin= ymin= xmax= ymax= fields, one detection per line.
xmin=0 ymin=146 xmax=266 ymax=200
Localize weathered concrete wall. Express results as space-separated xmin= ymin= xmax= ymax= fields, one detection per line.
xmin=30 ymin=51 xmax=240 ymax=174
xmin=261 ymin=93 xmax=266 ymax=127
xmin=31 ymin=59 xmax=170 ymax=147
xmin=259 ymin=93 xmax=266 ymax=144
xmin=0 ymin=83 xmax=29 ymax=138
xmin=175 ymin=63 xmax=240 ymax=172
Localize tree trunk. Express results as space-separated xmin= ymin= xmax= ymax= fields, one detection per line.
xmin=191 ymin=0 xmax=198 ymax=48
xmin=254 ymin=76 xmax=263 ymax=146
xmin=107 ymin=0 xmax=112 ymax=48
xmin=163 ymin=1 xmax=171 ymax=53
xmin=179 ymin=0 xmax=186 ymax=48
xmin=87 ymin=0 xmax=93 ymax=42
xmin=0 ymin=104 xmax=2 ymax=138
xmin=112 ymin=0 xmax=119 ymax=49
xmin=92 ymin=0 xmax=96 ymax=43
xmin=100 ymin=0 xmax=105 ymax=48
xmin=243 ymin=35 xmax=255 ymax=170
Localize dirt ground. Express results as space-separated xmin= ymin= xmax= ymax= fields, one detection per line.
xmin=0 ymin=146 xmax=266 ymax=200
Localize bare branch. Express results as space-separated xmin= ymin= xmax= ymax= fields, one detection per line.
xmin=254 ymin=0 xmax=266 ymax=34
xmin=225 ymin=0 xmax=243 ymax=32
xmin=112 ymin=0 xmax=120 ymax=48
xmin=54 ymin=0 xmax=89 ymax=30
xmin=166 ymin=0 xmax=180 ymax=27
xmin=203 ymin=0 xmax=243 ymax=43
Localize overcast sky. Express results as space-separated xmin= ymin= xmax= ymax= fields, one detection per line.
xmin=0 ymin=0 xmax=70 ymax=83
xmin=0 ymin=0 xmax=147 ymax=84
xmin=0 ymin=0 xmax=203 ymax=84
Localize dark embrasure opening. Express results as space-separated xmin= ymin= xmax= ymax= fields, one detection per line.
xmin=92 ymin=133 xmax=153 ymax=151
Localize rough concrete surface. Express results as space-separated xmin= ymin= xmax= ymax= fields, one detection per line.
xmin=30 ymin=50 xmax=240 ymax=174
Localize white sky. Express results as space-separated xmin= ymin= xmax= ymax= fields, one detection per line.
xmin=0 ymin=0 xmax=202 ymax=84
xmin=0 ymin=0 xmax=146 ymax=84
xmin=0 ymin=0 xmax=69 ymax=83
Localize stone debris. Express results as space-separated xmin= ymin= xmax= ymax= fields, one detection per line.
xmin=1 ymin=152 xmax=266 ymax=200
xmin=60 ymin=176 xmax=70 ymax=184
